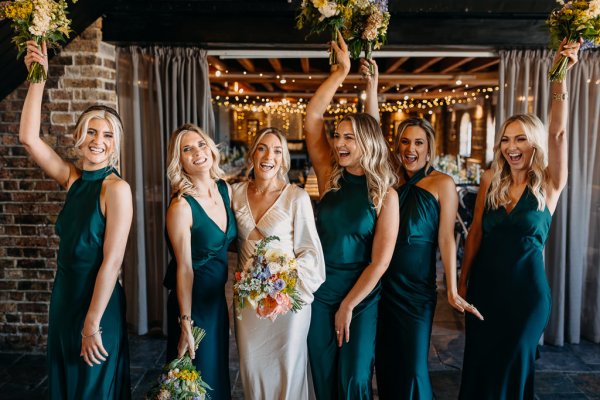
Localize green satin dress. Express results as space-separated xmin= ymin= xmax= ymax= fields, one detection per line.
xmin=49 ymin=167 xmax=131 ymax=400
xmin=459 ymin=187 xmax=552 ymax=400
xmin=376 ymin=167 xmax=438 ymax=400
xmin=164 ymin=179 xmax=236 ymax=400
xmin=308 ymin=171 xmax=379 ymax=400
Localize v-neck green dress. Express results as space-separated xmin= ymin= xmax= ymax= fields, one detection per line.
xmin=308 ymin=171 xmax=379 ymax=400
xmin=459 ymin=187 xmax=552 ymax=400
xmin=376 ymin=167 xmax=439 ymax=400
xmin=164 ymin=179 xmax=237 ymax=400
xmin=49 ymin=167 xmax=131 ymax=400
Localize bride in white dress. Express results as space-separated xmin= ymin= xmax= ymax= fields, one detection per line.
xmin=232 ymin=127 xmax=326 ymax=400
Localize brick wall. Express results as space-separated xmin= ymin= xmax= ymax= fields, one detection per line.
xmin=0 ymin=19 xmax=117 ymax=352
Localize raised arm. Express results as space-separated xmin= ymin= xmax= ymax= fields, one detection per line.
xmin=19 ymin=40 xmax=74 ymax=188
xmin=546 ymin=38 xmax=581 ymax=210
xmin=437 ymin=175 xmax=483 ymax=320
xmin=304 ymin=30 xmax=351 ymax=190
xmin=334 ymin=189 xmax=399 ymax=347
xmin=458 ymin=169 xmax=492 ymax=299
xmin=165 ymin=198 xmax=196 ymax=359
xmin=80 ymin=178 xmax=133 ymax=366
xmin=360 ymin=58 xmax=380 ymax=123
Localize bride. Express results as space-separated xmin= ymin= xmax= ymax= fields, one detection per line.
xmin=232 ymin=127 xmax=326 ymax=399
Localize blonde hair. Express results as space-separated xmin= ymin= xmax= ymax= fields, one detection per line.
xmin=245 ymin=127 xmax=291 ymax=183
xmin=487 ymin=114 xmax=548 ymax=211
xmin=74 ymin=106 xmax=123 ymax=169
xmin=326 ymin=113 xmax=397 ymax=212
xmin=166 ymin=123 xmax=223 ymax=198
xmin=392 ymin=118 xmax=436 ymax=179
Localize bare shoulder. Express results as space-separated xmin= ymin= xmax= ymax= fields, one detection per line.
xmin=429 ymin=170 xmax=456 ymax=188
xmin=167 ymin=196 xmax=192 ymax=218
xmin=479 ymin=169 xmax=493 ymax=191
xmin=383 ymin=187 xmax=399 ymax=205
xmin=104 ymin=174 xmax=132 ymax=199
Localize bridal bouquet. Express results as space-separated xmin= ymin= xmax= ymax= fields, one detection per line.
xmin=234 ymin=236 xmax=304 ymax=321
xmin=547 ymin=0 xmax=600 ymax=81
xmin=296 ymin=0 xmax=390 ymax=65
xmin=146 ymin=327 xmax=211 ymax=400
xmin=0 ymin=0 xmax=77 ymax=83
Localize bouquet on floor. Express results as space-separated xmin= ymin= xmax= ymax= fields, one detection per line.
xmin=233 ymin=236 xmax=304 ymax=321
xmin=146 ymin=327 xmax=211 ymax=400
xmin=296 ymin=0 xmax=390 ymax=66
xmin=0 ymin=0 xmax=77 ymax=83
xmin=547 ymin=0 xmax=600 ymax=81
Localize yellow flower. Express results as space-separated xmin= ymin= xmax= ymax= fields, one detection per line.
xmin=312 ymin=0 xmax=326 ymax=8
xmin=175 ymin=369 xmax=199 ymax=382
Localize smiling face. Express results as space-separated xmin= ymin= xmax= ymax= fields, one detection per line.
xmin=333 ymin=120 xmax=363 ymax=170
xmin=251 ymin=133 xmax=283 ymax=181
xmin=398 ymin=125 xmax=429 ymax=174
xmin=500 ymin=121 xmax=535 ymax=171
xmin=179 ymin=131 xmax=214 ymax=175
xmin=79 ymin=118 xmax=115 ymax=169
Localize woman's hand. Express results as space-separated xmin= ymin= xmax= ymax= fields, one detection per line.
xmin=177 ymin=321 xmax=196 ymax=360
xmin=330 ymin=30 xmax=351 ymax=75
xmin=334 ymin=303 xmax=353 ymax=347
xmin=359 ymin=57 xmax=378 ymax=83
xmin=448 ymin=291 xmax=484 ymax=320
xmin=553 ymin=37 xmax=583 ymax=70
xmin=24 ymin=40 xmax=48 ymax=76
xmin=80 ymin=322 xmax=108 ymax=367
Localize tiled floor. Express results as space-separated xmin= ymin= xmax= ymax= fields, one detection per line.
xmin=1 ymin=255 xmax=599 ymax=399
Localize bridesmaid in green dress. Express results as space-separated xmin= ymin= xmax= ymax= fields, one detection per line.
xmin=359 ymin=61 xmax=482 ymax=400
xmin=458 ymin=39 xmax=581 ymax=399
xmin=20 ymin=41 xmax=132 ymax=399
xmin=305 ymin=32 xmax=399 ymax=400
xmin=163 ymin=124 xmax=236 ymax=400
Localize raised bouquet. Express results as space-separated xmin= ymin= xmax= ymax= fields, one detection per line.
xmin=296 ymin=0 xmax=390 ymax=65
xmin=547 ymin=0 xmax=600 ymax=81
xmin=234 ymin=236 xmax=304 ymax=321
xmin=146 ymin=327 xmax=211 ymax=400
xmin=0 ymin=0 xmax=76 ymax=83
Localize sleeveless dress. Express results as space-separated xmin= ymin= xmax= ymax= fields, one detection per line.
xmin=49 ymin=166 xmax=131 ymax=400
xmin=231 ymin=182 xmax=325 ymax=400
xmin=307 ymin=171 xmax=379 ymax=400
xmin=376 ymin=167 xmax=439 ymax=400
xmin=164 ymin=179 xmax=236 ymax=400
xmin=459 ymin=187 xmax=552 ymax=400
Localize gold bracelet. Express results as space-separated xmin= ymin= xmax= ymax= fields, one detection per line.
xmin=178 ymin=315 xmax=194 ymax=325
xmin=81 ymin=327 xmax=103 ymax=339
xmin=552 ymin=92 xmax=568 ymax=101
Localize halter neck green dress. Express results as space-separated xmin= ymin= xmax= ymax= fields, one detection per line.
xmin=49 ymin=167 xmax=131 ymax=400
xmin=459 ymin=187 xmax=552 ymax=400
xmin=164 ymin=180 xmax=236 ymax=400
xmin=376 ymin=167 xmax=439 ymax=400
xmin=307 ymin=171 xmax=379 ymax=400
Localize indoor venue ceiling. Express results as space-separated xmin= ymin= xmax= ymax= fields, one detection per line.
xmin=1 ymin=0 xmax=559 ymax=101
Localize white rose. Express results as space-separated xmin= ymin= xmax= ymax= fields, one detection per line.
xmin=267 ymin=261 xmax=283 ymax=274
xmin=318 ymin=2 xmax=339 ymax=20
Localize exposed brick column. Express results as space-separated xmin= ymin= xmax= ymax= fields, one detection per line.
xmin=0 ymin=18 xmax=116 ymax=352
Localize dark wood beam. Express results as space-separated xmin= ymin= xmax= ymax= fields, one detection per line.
xmin=269 ymin=58 xmax=283 ymax=73
xmin=413 ymin=57 xmax=443 ymax=74
xmin=385 ymin=57 xmax=409 ymax=73
xmin=439 ymin=57 xmax=475 ymax=73
xmin=468 ymin=58 xmax=500 ymax=72
xmin=300 ymin=58 xmax=310 ymax=74
xmin=207 ymin=56 xmax=227 ymax=72
xmin=237 ymin=58 xmax=255 ymax=73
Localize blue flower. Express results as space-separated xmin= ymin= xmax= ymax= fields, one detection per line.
xmin=273 ymin=278 xmax=286 ymax=291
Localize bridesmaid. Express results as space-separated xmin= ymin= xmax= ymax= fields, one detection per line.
xmin=163 ymin=124 xmax=236 ymax=400
xmin=458 ymin=39 xmax=581 ymax=399
xmin=360 ymin=60 xmax=482 ymax=400
xmin=305 ymin=32 xmax=399 ymax=400
xmin=20 ymin=42 xmax=132 ymax=399
xmin=231 ymin=127 xmax=326 ymax=400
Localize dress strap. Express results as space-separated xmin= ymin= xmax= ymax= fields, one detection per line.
xmin=399 ymin=166 xmax=434 ymax=206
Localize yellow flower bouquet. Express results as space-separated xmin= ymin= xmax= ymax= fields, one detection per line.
xmin=0 ymin=0 xmax=77 ymax=83
xmin=547 ymin=0 xmax=600 ymax=81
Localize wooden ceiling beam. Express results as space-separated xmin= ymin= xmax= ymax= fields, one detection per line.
xmin=268 ymin=58 xmax=283 ymax=73
xmin=412 ymin=57 xmax=443 ymax=73
xmin=237 ymin=58 xmax=255 ymax=73
xmin=439 ymin=57 xmax=475 ymax=73
xmin=467 ymin=58 xmax=500 ymax=72
xmin=207 ymin=55 xmax=228 ymax=71
xmin=300 ymin=58 xmax=310 ymax=73
xmin=384 ymin=57 xmax=409 ymax=73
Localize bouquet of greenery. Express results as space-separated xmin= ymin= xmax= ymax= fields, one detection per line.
xmin=297 ymin=0 xmax=390 ymax=66
xmin=0 ymin=0 xmax=76 ymax=83
xmin=547 ymin=0 xmax=600 ymax=81
xmin=234 ymin=236 xmax=304 ymax=321
xmin=146 ymin=327 xmax=211 ymax=400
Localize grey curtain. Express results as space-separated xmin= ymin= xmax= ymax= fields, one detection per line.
xmin=116 ymin=46 xmax=215 ymax=334
xmin=499 ymin=49 xmax=600 ymax=345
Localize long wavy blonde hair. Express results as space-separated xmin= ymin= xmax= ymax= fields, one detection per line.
xmin=392 ymin=118 xmax=436 ymax=181
xmin=487 ymin=114 xmax=548 ymax=211
xmin=245 ymin=127 xmax=291 ymax=183
xmin=166 ymin=123 xmax=223 ymax=198
xmin=326 ymin=113 xmax=397 ymax=213
xmin=74 ymin=105 xmax=124 ymax=169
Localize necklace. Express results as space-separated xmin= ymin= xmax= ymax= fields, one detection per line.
xmin=251 ymin=180 xmax=282 ymax=194
xmin=195 ymin=182 xmax=219 ymax=206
